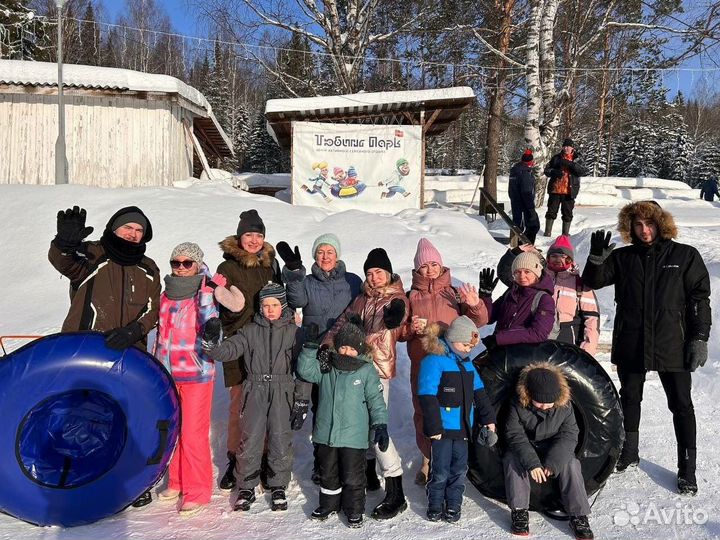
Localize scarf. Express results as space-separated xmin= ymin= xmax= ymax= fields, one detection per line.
xmin=100 ymin=230 xmax=147 ymax=266
xmin=163 ymin=274 xmax=204 ymax=301
xmin=331 ymin=352 xmax=367 ymax=372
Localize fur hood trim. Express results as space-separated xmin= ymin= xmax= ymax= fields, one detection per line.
xmin=420 ymin=323 xmax=447 ymax=356
xmin=517 ymin=361 xmax=571 ymax=408
xmin=219 ymin=236 xmax=276 ymax=268
xmin=617 ymin=201 xmax=678 ymax=244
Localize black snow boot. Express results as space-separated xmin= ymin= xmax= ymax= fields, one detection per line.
xmin=365 ymin=459 xmax=381 ymax=491
xmin=220 ymin=452 xmax=237 ymax=490
xmin=371 ymin=475 xmax=407 ymax=520
xmin=562 ymin=220 xmax=571 ymax=236
xmin=131 ymin=490 xmax=152 ymax=508
xmin=270 ymin=488 xmax=288 ymax=511
xmin=347 ymin=513 xmax=364 ymax=528
xmin=543 ymin=219 xmax=554 ymax=237
xmin=678 ymin=448 xmax=698 ymax=496
xmin=510 ymin=509 xmax=529 ymax=536
xmin=569 ymin=515 xmax=594 ymax=540
xmin=615 ymin=431 xmax=640 ymax=473
xmin=311 ymin=492 xmax=340 ymax=520
xmin=233 ymin=489 xmax=256 ymax=511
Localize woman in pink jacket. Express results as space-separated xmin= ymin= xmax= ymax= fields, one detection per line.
xmin=153 ymin=242 xmax=243 ymax=515
xmin=544 ymin=236 xmax=599 ymax=355
xmin=405 ymin=238 xmax=489 ymax=484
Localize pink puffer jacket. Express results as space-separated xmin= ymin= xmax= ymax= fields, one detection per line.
xmin=547 ymin=266 xmax=600 ymax=355
xmin=324 ymin=275 xmax=409 ymax=379
xmin=405 ymin=268 xmax=489 ymax=363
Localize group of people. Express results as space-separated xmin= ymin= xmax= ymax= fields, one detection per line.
xmin=48 ymin=196 xmax=711 ymax=538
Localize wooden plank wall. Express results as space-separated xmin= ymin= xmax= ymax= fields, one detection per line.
xmin=0 ymin=92 xmax=194 ymax=187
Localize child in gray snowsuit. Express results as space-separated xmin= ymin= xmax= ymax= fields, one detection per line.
xmin=203 ymin=282 xmax=310 ymax=512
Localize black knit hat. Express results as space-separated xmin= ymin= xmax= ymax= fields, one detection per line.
xmin=363 ymin=247 xmax=393 ymax=275
xmin=526 ymin=367 xmax=561 ymax=404
xmin=334 ymin=314 xmax=367 ymax=354
xmin=105 ymin=206 xmax=153 ymax=242
xmin=237 ymin=209 xmax=266 ymax=237
xmin=562 ymin=138 xmax=575 ymax=148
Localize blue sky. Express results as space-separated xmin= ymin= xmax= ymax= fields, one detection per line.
xmin=102 ymin=0 xmax=718 ymax=98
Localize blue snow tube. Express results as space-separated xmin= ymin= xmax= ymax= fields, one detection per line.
xmin=0 ymin=332 xmax=180 ymax=527
xmin=467 ymin=341 xmax=624 ymax=513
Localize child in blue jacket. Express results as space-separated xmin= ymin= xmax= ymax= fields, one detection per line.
xmin=418 ymin=315 xmax=497 ymax=522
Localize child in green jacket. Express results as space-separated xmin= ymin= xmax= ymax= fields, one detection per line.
xmin=297 ymin=314 xmax=388 ymax=529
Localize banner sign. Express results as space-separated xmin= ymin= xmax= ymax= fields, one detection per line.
xmin=291 ymin=121 xmax=422 ymax=212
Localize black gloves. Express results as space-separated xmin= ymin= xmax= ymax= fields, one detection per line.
xmin=317 ymin=345 xmax=332 ymax=373
xmin=685 ymin=340 xmax=708 ymax=372
xmin=476 ymin=425 xmax=498 ymax=447
xmin=202 ymin=318 xmax=222 ymax=350
xmin=276 ymin=241 xmax=303 ymax=271
xmin=482 ymin=334 xmax=498 ymax=351
xmin=383 ymin=298 xmax=406 ymax=330
xmin=373 ymin=424 xmax=390 ymax=452
xmin=478 ymin=268 xmax=499 ymax=298
xmin=104 ymin=321 xmax=143 ymax=350
xmin=304 ymin=322 xmax=320 ymax=349
xmin=55 ymin=206 xmax=94 ymax=250
xmin=290 ymin=399 xmax=310 ymax=430
xmin=589 ymin=230 xmax=615 ymax=265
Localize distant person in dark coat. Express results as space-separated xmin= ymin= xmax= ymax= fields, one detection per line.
xmin=543 ymin=138 xmax=587 ymax=237
xmin=508 ymin=149 xmax=541 ymax=244
xmin=583 ymin=201 xmax=711 ymax=496
xmin=699 ymin=176 xmax=720 ymax=201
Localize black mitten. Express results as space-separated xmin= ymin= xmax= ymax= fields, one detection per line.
xmin=373 ymin=424 xmax=390 ymax=452
xmin=290 ymin=399 xmax=310 ymax=430
xmin=304 ymin=322 xmax=320 ymax=348
xmin=276 ymin=241 xmax=302 ymax=271
xmin=201 ymin=318 xmax=222 ymax=350
xmin=317 ymin=345 xmax=332 ymax=373
xmin=383 ymin=298 xmax=406 ymax=329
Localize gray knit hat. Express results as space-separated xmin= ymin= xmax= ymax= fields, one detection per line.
xmin=312 ymin=233 xmax=341 ymax=258
xmin=512 ymin=252 xmax=543 ymax=279
xmin=170 ymin=242 xmax=204 ymax=265
xmin=258 ymin=281 xmax=287 ymax=309
xmin=111 ymin=211 xmax=148 ymax=232
xmin=445 ymin=315 xmax=479 ymax=345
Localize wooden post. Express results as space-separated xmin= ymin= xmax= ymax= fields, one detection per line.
xmin=420 ymin=109 xmax=426 ymax=209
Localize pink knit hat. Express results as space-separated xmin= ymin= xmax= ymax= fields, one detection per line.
xmin=547 ymin=235 xmax=574 ymax=260
xmin=414 ymin=238 xmax=444 ymax=270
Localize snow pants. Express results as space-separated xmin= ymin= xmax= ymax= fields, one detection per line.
xmin=227 ymin=384 xmax=243 ymax=454
xmin=510 ymin=198 xmax=540 ymax=244
xmin=545 ymin=193 xmax=575 ymax=223
xmin=366 ymin=378 xmax=403 ymax=478
xmin=167 ymin=381 xmax=214 ymax=504
xmin=410 ymin=358 xmax=432 ymax=460
xmin=617 ymin=368 xmax=696 ymax=451
xmin=427 ymin=438 xmax=468 ymax=512
xmin=317 ymin=444 xmax=366 ymax=516
xmin=234 ymin=375 xmax=294 ymax=489
xmin=503 ymin=452 xmax=590 ymax=516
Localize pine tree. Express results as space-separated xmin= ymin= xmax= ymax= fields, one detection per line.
xmin=206 ymin=40 xmax=230 ymax=133
xmin=78 ymin=2 xmax=100 ymax=66
xmin=245 ymin=113 xmax=284 ymax=173
xmin=223 ymin=102 xmax=251 ymax=172
xmin=0 ymin=0 xmax=49 ymax=60
xmin=271 ymin=32 xmax=316 ymax=98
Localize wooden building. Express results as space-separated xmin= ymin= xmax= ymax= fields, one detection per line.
xmin=0 ymin=60 xmax=232 ymax=187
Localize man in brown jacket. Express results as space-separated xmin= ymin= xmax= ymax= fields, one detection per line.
xmin=48 ymin=205 xmax=161 ymax=507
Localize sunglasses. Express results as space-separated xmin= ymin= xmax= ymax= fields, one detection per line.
xmin=170 ymin=260 xmax=195 ymax=269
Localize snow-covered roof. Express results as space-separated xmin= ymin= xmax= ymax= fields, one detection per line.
xmin=265 ymin=86 xmax=476 ymax=148
xmin=0 ymin=59 xmax=232 ymax=157
xmin=265 ymin=86 xmax=475 ymax=114
xmin=0 ymin=59 xmax=209 ymax=110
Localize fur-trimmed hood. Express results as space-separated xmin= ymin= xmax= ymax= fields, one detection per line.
xmin=617 ymin=201 xmax=678 ymax=244
xmin=420 ymin=323 xmax=448 ymax=356
xmin=219 ymin=236 xmax=276 ymax=268
xmin=516 ymin=361 xmax=571 ymax=408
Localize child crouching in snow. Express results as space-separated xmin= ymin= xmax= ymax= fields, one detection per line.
xmin=417 ymin=315 xmax=497 ymax=523
xmin=297 ymin=315 xmax=388 ymax=528
xmin=202 ymin=282 xmax=309 ymax=512
xmin=503 ymin=362 xmax=593 ymax=539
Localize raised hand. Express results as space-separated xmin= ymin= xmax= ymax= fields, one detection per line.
xmin=588 ymin=230 xmax=615 ymax=265
xmin=276 ymin=241 xmax=302 ymax=271
xmin=55 ymin=206 xmax=94 ymax=250
xmin=478 ymin=268 xmax=499 ymax=298
xmin=458 ymin=283 xmax=480 ymax=306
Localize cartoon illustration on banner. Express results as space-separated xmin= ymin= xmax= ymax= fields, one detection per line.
xmin=292 ymin=121 xmax=422 ymax=211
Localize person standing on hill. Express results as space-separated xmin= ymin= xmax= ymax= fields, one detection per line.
xmin=543 ymin=138 xmax=587 ymax=237
xmin=509 ymin=149 xmax=541 ymax=244
xmin=699 ymin=175 xmax=720 ymax=202
xmin=582 ymin=201 xmax=711 ymax=495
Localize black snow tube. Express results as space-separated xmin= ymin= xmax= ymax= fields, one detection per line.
xmin=467 ymin=340 xmax=623 ymax=513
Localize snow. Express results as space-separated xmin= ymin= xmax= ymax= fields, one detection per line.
xmin=265 ymin=86 xmax=475 ymax=115
xmin=1 ymin=179 xmax=719 ymax=539
xmin=0 ymin=59 xmax=210 ymax=113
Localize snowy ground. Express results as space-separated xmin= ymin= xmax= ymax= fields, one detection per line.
xmin=0 ymin=180 xmax=719 ymax=540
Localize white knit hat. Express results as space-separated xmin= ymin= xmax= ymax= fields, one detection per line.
xmin=511 ymin=252 xmax=543 ymax=279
